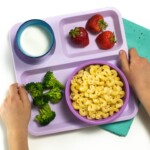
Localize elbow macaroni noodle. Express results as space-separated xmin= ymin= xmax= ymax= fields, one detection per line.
xmin=70 ymin=64 xmax=125 ymax=120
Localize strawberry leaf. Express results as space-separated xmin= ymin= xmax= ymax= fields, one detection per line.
xmin=69 ymin=27 xmax=80 ymax=38
xmin=98 ymin=19 xmax=108 ymax=30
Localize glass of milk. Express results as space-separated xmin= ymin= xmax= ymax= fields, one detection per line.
xmin=15 ymin=19 xmax=55 ymax=63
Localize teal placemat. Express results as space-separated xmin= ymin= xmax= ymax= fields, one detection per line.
xmin=123 ymin=19 xmax=150 ymax=61
xmin=99 ymin=18 xmax=150 ymax=136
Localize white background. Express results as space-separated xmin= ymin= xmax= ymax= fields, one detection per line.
xmin=0 ymin=0 xmax=150 ymax=150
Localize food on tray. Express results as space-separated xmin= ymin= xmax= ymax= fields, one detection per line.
xmin=25 ymin=71 xmax=64 ymax=126
xmin=70 ymin=64 xmax=125 ymax=120
xmin=43 ymin=87 xmax=63 ymax=104
xmin=96 ymin=31 xmax=116 ymax=50
xmin=33 ymin=95 xmax=49 ymax=107
xmin=43 ymin=71 xmax=65 ymax=90
xmin=25 ymin=82 xmax=43 ymax=99
xmin=69 ymin=27 xmax=89 ymax=47
xmin=35 ymin=103 xmax=56 ymax=126
xmin=20 ymin=26 xmax=52 ymax=57
xmin=86 ymin=14 xmax=107 ymax=34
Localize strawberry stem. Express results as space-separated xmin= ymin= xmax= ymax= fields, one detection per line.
xmin=110 ymin=33 xmax=116 ymax=43
xmin=69 ymin=27 xmax=80 ymax=38
xmin=98 ymin=19 xmax=108 ymax=30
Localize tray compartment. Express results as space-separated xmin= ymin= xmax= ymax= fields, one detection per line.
xmin=20 ymin=56 xmax=138 ymax=136
xmin=59 ymin=9 xmax=123 ymax=58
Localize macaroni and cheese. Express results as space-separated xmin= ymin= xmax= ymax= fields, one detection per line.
xmin=70 ymin=64 xmax=125 ymax=120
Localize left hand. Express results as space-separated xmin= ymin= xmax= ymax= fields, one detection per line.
xmin=0 ymin=83 xmax=31 ymax=133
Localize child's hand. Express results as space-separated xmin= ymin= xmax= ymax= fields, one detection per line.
xmin=119 ymin=48 xmax=150 ymax=116
xmin=0 ymin=83 xmax=31 ymax=133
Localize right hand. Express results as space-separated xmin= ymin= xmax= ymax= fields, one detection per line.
xmin=119 ymin=48 xmax=150 ymax=116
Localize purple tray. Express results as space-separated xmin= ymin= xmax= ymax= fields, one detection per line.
xmin=9 ymin=7 xmax=138 ymax=136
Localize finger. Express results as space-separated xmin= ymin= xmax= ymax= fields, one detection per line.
xmin=18 ymin=85 xmax=30 ymax=105
xmin=2 ymin=89 xmax=9 ymax=103
xmin=119 ymin=50 xmax=129 ymax=74
xmin=129 ymin=48 xmax=139 ymax=62
xmin=9 ymin=83 xmax=18 ymax=94
xmin=8 ymin=83 xmax=20 ymax=101
xmin=4 ymin=94 xmax=9 ymax=102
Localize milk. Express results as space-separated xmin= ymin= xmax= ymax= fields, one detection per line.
xmin=20 ymin=26 xmax=51 ymax=57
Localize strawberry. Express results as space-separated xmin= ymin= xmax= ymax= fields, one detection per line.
xmin=86 ymin=14 xmax=107 ymax=34
xmin=96 ymin=31 xmax=116 ymax=50
xmin=69 ymin=27 xmax=89 ymax=47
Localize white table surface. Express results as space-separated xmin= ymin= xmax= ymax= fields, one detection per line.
xmin=0 ymin=0 xmax=150 ymax=150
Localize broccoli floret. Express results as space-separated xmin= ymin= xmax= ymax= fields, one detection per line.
xmin=34 ymin=103 xmax=56 ymax=126
xmin=43 ymin=71 xmax=64 ymax=90
xmin=44 ymin=88 xmax=63 ymax=104
xmin=25 ymin=82 xmax=43 ymax=99
xmin=33 ymin=95 xmax=49 ymax=107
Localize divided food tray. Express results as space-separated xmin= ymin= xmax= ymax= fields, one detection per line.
xmin=9 ymin=7 xmax=138 ymax=136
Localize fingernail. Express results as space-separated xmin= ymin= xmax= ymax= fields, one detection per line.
xmin=119 ymin=50 xmax=124 ymax=54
